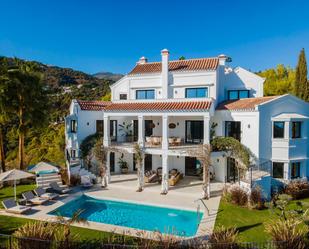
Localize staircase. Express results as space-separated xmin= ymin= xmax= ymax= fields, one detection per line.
xmin=36 ymin=173 xmax=63 ymax=188
xmin=68 ymin=159 xmax=96 ymax=180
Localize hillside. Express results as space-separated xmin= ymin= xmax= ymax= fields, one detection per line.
xmin=93 ymin=71 xmax=123 ymax=81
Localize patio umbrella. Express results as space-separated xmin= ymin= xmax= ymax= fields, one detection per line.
xmin=0 ymin=169 xmax=35 ymax=201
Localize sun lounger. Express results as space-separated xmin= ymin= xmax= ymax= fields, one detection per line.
xmin=2 ymin=198 xmax=31 ymax=214
xmin=22 ymin=191 xmax=48 ymax=205
xmin=34 ymin=187 xmax=59 ymax=200
xmin=81 ymin=175 xmax=93 ymax=188
xmin=144 ymin=170 xmax=159 ymax=183
xmin=50 ymin=182 xmax=70 ymax=194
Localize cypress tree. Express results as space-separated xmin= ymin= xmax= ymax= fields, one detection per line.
xmin=294 ymin=48 xmax=308 ymax=100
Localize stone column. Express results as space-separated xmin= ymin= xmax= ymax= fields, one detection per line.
xmin=103 ymin=115 xmax=110 ymax=147
xmin=162 ymin=114 xmax=169 ymax=150
xmin=161 ymin=153 xmax=169 ymax=194
xmin=138 ymin=115 xmax=145 ymax=147
xmin=203 ymin=116 xmax=210 ymax=144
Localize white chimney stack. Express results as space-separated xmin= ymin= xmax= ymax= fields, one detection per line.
xmin=218 ymin=54 xmax=228 ymax=66
xmin=137 ymin=56 xmax=147 ymax=64
xmin=161 ymin=49 xmax=169 ymax=99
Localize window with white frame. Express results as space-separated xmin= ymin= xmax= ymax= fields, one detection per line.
xmin=185 ymin=87 xmax=208 ymax=98
xmin=273 ymin=121 xmax=285 ymax=138
xmin=227 ymin=90 xmax=249 ymax=100
xmin=70 ymin=120 xmax=77 ymax=133
xmin=292 ymin=121 xmax=302 ymax=139
xmin=273 ymin=162 xmax=284 ymax=178
xmin=136 ymin=89 xmax=155 ymax=99
xmin=291 ymin=162 xmax=301 ymax=179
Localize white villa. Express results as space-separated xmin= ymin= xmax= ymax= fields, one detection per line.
xmin=65 ymin=49 xmax=309 ymax=198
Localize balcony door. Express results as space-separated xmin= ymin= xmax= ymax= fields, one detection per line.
xmin=145 ymin=120 xmax=154 ymax=137
xmin=144 ymin=154 xmax=152 ymax=171
xmin=110 ymin=152 xmax=115 ymax=173
xmin=225 ymin=121 xmax=241 ymax=141
xmin=133 ymin=120 xmax=138 ymax=142
xmin=110 ymin=120 xmax=117 ymax=141
xmin=185 ymin=157 xmax=200 ymax=176
xmin=185 ymin=121 xmax=204 ymax=144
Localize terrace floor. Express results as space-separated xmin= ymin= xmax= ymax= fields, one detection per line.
xmin=0 ymin=174 xmax=225 ymax=240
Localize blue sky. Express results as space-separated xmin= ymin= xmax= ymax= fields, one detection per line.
xmin=0 ymin=0 xmax=309 ymax=74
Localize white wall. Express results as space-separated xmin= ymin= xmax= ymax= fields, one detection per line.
xmin=213 ymin=111 xmax=260 ymax=157
xmin=217 ymin=66 xmax=264 ymax=105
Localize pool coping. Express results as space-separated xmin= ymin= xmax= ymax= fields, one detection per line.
xmin=0 ymin=185 xmax=219 ymax=241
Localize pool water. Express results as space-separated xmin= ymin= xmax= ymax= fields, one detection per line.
xmin=38 ymin=170 xmax=58 ymax=175
xmin=49 ymin=195 xmax=203 ymax=237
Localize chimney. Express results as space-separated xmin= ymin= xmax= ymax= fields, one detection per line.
xmin=218 ymin=54 xmax=228 ymax=66
xmin=161 ymin=49 xmax=169 ymax=99
xmin=137 ymin=56 xmax=147 ymax=64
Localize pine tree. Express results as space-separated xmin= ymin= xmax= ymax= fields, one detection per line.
xmin=294 ymin=48 xmax=308 ymax=100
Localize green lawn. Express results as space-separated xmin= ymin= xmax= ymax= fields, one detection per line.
xmin=215 ymin=198 xmax=309 ymax=242
xmin=0 ymin=184 xmax=36 ymax=208
xmin=0 ymin=215 xmax=131 ymax=241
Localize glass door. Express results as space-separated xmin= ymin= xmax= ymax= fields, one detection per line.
xmin=227 ymin=157 xmax=238 ymax=182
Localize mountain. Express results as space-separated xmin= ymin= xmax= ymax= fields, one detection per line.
xmin=93 ymin=71 xmax=123 ymax=81
xmin=0 ymin=56 xmax=116 ymax=89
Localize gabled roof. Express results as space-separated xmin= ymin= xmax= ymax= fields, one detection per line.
xmin=129 ymin=58 xmax=219 ymax=75
xmin=104 ymin=100 xmax=212 ymax=112
xmin=216 ymin=96 xmax=279 ymax=111
xmin=77 ymin=100 xmax=111 ymax=111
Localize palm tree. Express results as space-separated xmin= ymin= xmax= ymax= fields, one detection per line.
xmin=56 ymin=209 xmax=88 ymax=246
xmin=188 ymin=144 xmax=211 ymax=199
xmin=134 ymin=143 xmax=144 ymax=192
xmin=5 ymin=59 xmax=47 ymax=169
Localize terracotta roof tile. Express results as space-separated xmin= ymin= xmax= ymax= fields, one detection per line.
xmin=104 ymin=100 xmax=212 ymax=112
xmin=77 ymin=100 xmax=111 ymax=111
xmin=216 ymin=96 xmax=279 ymax=111
xmin=129 ymin=58 xmax=219 ymax=75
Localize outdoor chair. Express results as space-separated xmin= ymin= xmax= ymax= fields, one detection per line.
xmin=2 ymin=198 xmax=32 ymax=214
xmin=49 ymin=182 xmax=70 ymax=194
xmin=34 ymin=187 xmax=59 ymax=200
xmin=22 ymin=191 xmax=48 ymax=205
xmin=144 ymin=170 xmax=159 ymax=183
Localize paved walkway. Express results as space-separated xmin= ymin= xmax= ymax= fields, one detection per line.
xmin=0 ymin=175 xmax=224 ymax=239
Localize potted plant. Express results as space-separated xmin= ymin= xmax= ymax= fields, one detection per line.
xmin=119 ymin=123 xmax=133 ymax=142
xmin=118 ymin=155 xmax=129 ymax=174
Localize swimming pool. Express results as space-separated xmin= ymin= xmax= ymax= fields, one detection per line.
xmin=49 ymin=195 xmax=203 ymax=237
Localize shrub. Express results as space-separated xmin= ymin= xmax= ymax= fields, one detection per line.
xmin=265 ymin=218 xmax=307 ymax=249
xmin=249 ymin=186 xmax=266 ymax=210
xmin=209 ymin=226 xmax=239 ymax=249
xmin=13 ymin=221 xmax=57 ymax=249
xmin=70 ymin=174 xmax=81 ymax=186
xmin=229 ymin=186 xmax=248 ymax=206
xmin=285 ymin=180 xmax=309 ymax=199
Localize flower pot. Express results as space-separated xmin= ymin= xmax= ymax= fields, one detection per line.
xmin=121 ymin=168 xmax=129 ymax=174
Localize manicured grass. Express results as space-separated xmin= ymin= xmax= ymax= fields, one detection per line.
xmin=0 ymin=184 xmax=36 ymax=208
xmin=215 ymin=198 xmax=309 ymax=242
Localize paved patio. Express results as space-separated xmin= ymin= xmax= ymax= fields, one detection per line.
xmin=0 ymin=174 xmax=225 ymax=240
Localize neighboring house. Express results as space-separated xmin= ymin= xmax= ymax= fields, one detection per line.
xmin=65 ymin=49 xmax=309 ymax=197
